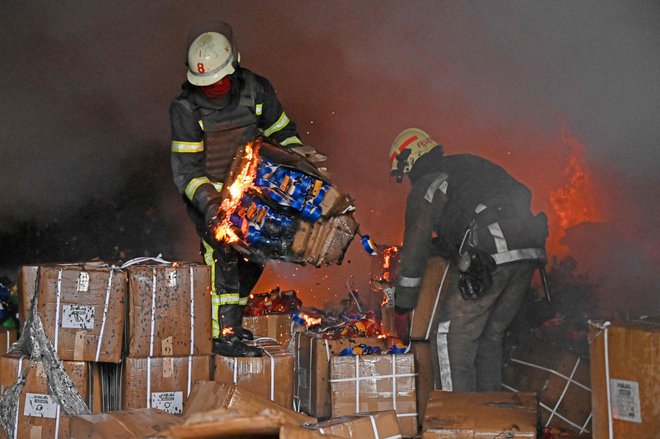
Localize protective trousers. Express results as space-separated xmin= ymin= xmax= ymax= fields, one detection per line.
xmin=201 ymin=240 xmax=265 ymax=338
xmin=431 ymin=260 xmax=536 ymax=391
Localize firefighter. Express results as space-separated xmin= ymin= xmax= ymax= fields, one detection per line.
xmin=170 ymin=23 xmax=304 ymax=357
xmin=389 ymin=128 xmax=548 ymax=391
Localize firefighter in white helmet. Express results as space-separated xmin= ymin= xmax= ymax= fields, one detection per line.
xmin=389 ymin=128 xmax=548 ymax=391
xmin=170 ymin=22 xmax=304 ymax=357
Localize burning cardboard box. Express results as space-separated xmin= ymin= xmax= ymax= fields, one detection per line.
xmin=294 ymin=332 xmax=389 ymax=419
xmin=125 ymin=263 xmax=212 ymax=358
xmin=0 ymin=355 xmax=89 ymax=439
xmin=214 ymin=338 xmax=294 ymax=409
xmin=330 ymin=353 xmax=418 ymax=437
xmin=22 ymin=263 xmax=127 ymax=363
xmin=422 ymin=391 xmax=538 ymax=438
xmin=121 ymin=355 xmax=211 ymax=414
xmin=212 ymin=137 xmax=358 ymax=268
xmin=68 ymin=408 xmax=181 ymax=439
xmin=589 ymin=320 xmax=660 ymax=438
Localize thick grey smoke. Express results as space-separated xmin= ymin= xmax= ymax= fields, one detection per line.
xmin=1 ymin=1 xmax=658 ymax=312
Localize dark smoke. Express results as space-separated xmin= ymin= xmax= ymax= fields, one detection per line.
xmin=1 ymin=2 xmax=658 ymax=312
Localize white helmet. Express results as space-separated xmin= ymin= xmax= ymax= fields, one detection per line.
xmin=187 ymin=32 xmax=238 ymax=86
xmin=389 ymin=128 xmax=440 ymax=182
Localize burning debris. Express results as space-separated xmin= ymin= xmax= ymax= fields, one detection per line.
xmin=212 ymin=137 xmax=358 ymax=267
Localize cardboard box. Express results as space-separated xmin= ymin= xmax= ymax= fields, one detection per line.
xmin=214 ymin=338 xmax=294 ymax=408
xmin=409 ymin=256 xmax=456 ymax=341
xmin=68 ymin=408 xmax=181 ymax=438
xmin=182 ymin=380 xmax=316 ymax=426
xmin=0 ymin=355 xmax=89 ymax=439
xmin=32 ymin=264 xmax=127 ymax=363
xmin=294 ymin=332 xmax=388 ymax=418
xmin=503 ymin=341 xmax=591 ymax=433
xmin=243 ymin=313 xmax=293 ymax=347
xmin=121 ymin=355 xmax=210 ymax=414
xmin=310 ymin=410 xmax=401 ymax=438
xmin=330 ymin=353 xmax=417 ymax=437
xmin=422 ymin=391 xmax=538 ymax=438
xmin=1 ymin=328 xmax=17 ymax=355
xmin=410 ymin=341 xmax=435 ymax=421
xmin=126 ymin=263 xmax=212 ymax=358
xmin=17 ymin=265 xmax=39 ymax=329
xmin=589 ymin=321 xmax=660 ymax=439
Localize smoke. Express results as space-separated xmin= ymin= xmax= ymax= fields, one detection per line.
xmin=1 ymin=2 xmax=658 ymax=311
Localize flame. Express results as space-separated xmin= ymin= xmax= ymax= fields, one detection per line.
xmin=549 ymin=130 xmax=602 ymax=231
xmin=381 ymin=246 xmax=399 ymax=282
xmin=299 ymin=312 xmax=322 ymax=327
xmin=221 ymin=327 xmax=235 ymax=337
xmin=213 ymin=141 xmax=261 ymax=243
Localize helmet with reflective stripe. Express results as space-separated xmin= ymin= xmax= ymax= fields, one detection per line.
xmin=389 ymin=128 xmax=440 ymax=182
xmin=187 ymin=32 xmax=237 ymax=86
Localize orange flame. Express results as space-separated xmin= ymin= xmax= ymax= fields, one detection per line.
xmin=222 ymin=327 xmax=235 ymax=337
xmin=299 ymin=312 xmax=322 ymax=327
xmin=382 ymin=246 xmax=399 ymax=283
xmin=213 ymin=141 xmax=261 ymax=243
xmin=549 ymin=130 xmax=601 ymax=230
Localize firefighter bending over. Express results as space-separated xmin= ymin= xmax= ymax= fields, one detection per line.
xmin=170 ymin=23 xmax=304 ymax=357
xmin=390 ymin=128 xmax=548 ymax=391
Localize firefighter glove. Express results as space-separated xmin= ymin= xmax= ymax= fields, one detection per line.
xmin=394 ymin=306 xmax=412 ymax=345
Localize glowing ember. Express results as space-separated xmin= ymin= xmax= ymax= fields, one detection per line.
xmin=213 ymin=141 xmax=261 ymax=243
xmin=549 ymin=130 xmax=602 ymax=230
xmin=221 ymin=327 xmax=235 ymax=336
xmin=382 ymin=246 xmax=399 ymax=283
xmin=300 ymin=312 xmax=322 ymax=327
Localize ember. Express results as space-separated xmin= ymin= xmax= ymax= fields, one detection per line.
xmin=221 ymin=327 xmax=235 ymax=337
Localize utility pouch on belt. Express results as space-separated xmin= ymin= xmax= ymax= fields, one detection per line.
xmin=456 ymin=221 xmax=496 ymax=300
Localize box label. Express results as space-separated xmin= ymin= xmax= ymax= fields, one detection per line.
xmin=76 ymin=272 xmax=90 ymax=292
xmin=62 ymin=304 xmax=95 ymax=329
xmin=167 ymin=271 xmax=177 ymax=287
xmin=24 ymin=393 xmax=58 ymax=418
xmin=610 ymin=379 xmax=642 ymax=423
xmin=151 ymin=391 xmax=183 ymax=414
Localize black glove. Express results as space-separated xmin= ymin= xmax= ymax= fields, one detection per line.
xmin=394 ymin=306 xmax=412 ymax=345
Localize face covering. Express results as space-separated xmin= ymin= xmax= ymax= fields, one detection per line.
xmin=201 ymin=76 xmax=232 ymax=99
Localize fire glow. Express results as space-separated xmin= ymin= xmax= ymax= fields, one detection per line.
xmin=213 ymin=141 xmax=261 ymax=243
xmin=300 ymin=312 xmax=322 ymax=327
xmin=381 ymin=246 xmax=399 ymax=283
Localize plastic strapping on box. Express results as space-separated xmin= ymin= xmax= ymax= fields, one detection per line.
xmin=5 ymin=330 xmax=9 ymax=352
xmin=0 ymin=270 xmax=90 ymax=439
xmin=424 ymin=261 xmax=451 ymax=340
xmin=509 ymin=358 xmax=591 ymax=392
xmin=355 ymin=355 xmax=360 ymax=413
xmin=149 ymin=268 xmax=157 ymax=357
xmin=324 ymin=339 xmax=331 ymax=361
xmin=95 ymin=269 xmax=115 ymax=361
xmin=264 ymin=346 xmax=276 ymax=401
xmin=187 ymin=355 xmax=193 ymax=396
xmin=53 ymin=269 xmax=63 ymax=352
xmin=392 ymin=355 xmax=397 ymax=411
xmin=147 ymin=357 xmax=152 ymax=408
xmin=369 ymin=414 xmax=380 ymax=439
xmin=308 ymin=335 xmax=313 ymax=407
xmin=189 ymin=266 xmax=195 ymax=357
xmin=54 ymin=404 xmax=61 ymax=439
xmin=546 ymin=357 xmax=582 ymax=427
xmin=10 ymin=356 xmax=24 ymax=439
xmin=233 ymin=358 xmax=238 ymax=383
xmin=589 ymin=320 xmax=613 ymax=439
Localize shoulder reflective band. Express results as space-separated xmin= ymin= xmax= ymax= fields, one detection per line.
xmin=263 ymin=112 xmax=291 ymax=137
xmin=397 ymin=276 xmax=422 ymax=288
xmin=424 ymin=173 xmax=449 ymax=203
xmin=491 ymin=247 xmax=547 ymax=264
xmin=171 ymin=140 xmax=204 ymax=153
xmin=279 ymin=136 xmax=302 ymax=146
xmin=184 ymin=176 xmax=212 ymax=201
xmin=255 ymin=103 xmax=263 ymax=115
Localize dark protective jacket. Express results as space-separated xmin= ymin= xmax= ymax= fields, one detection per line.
xmin=395 ymin=149 xmax=547 ymax=309
xmin=170 ymin=67 xmax=303 ymax=218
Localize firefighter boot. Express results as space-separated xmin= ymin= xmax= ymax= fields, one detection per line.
xmin=212 ymin=334 xmax=263 ymax=357
xmin=233 ymin=326 xmax=254 ymax=341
